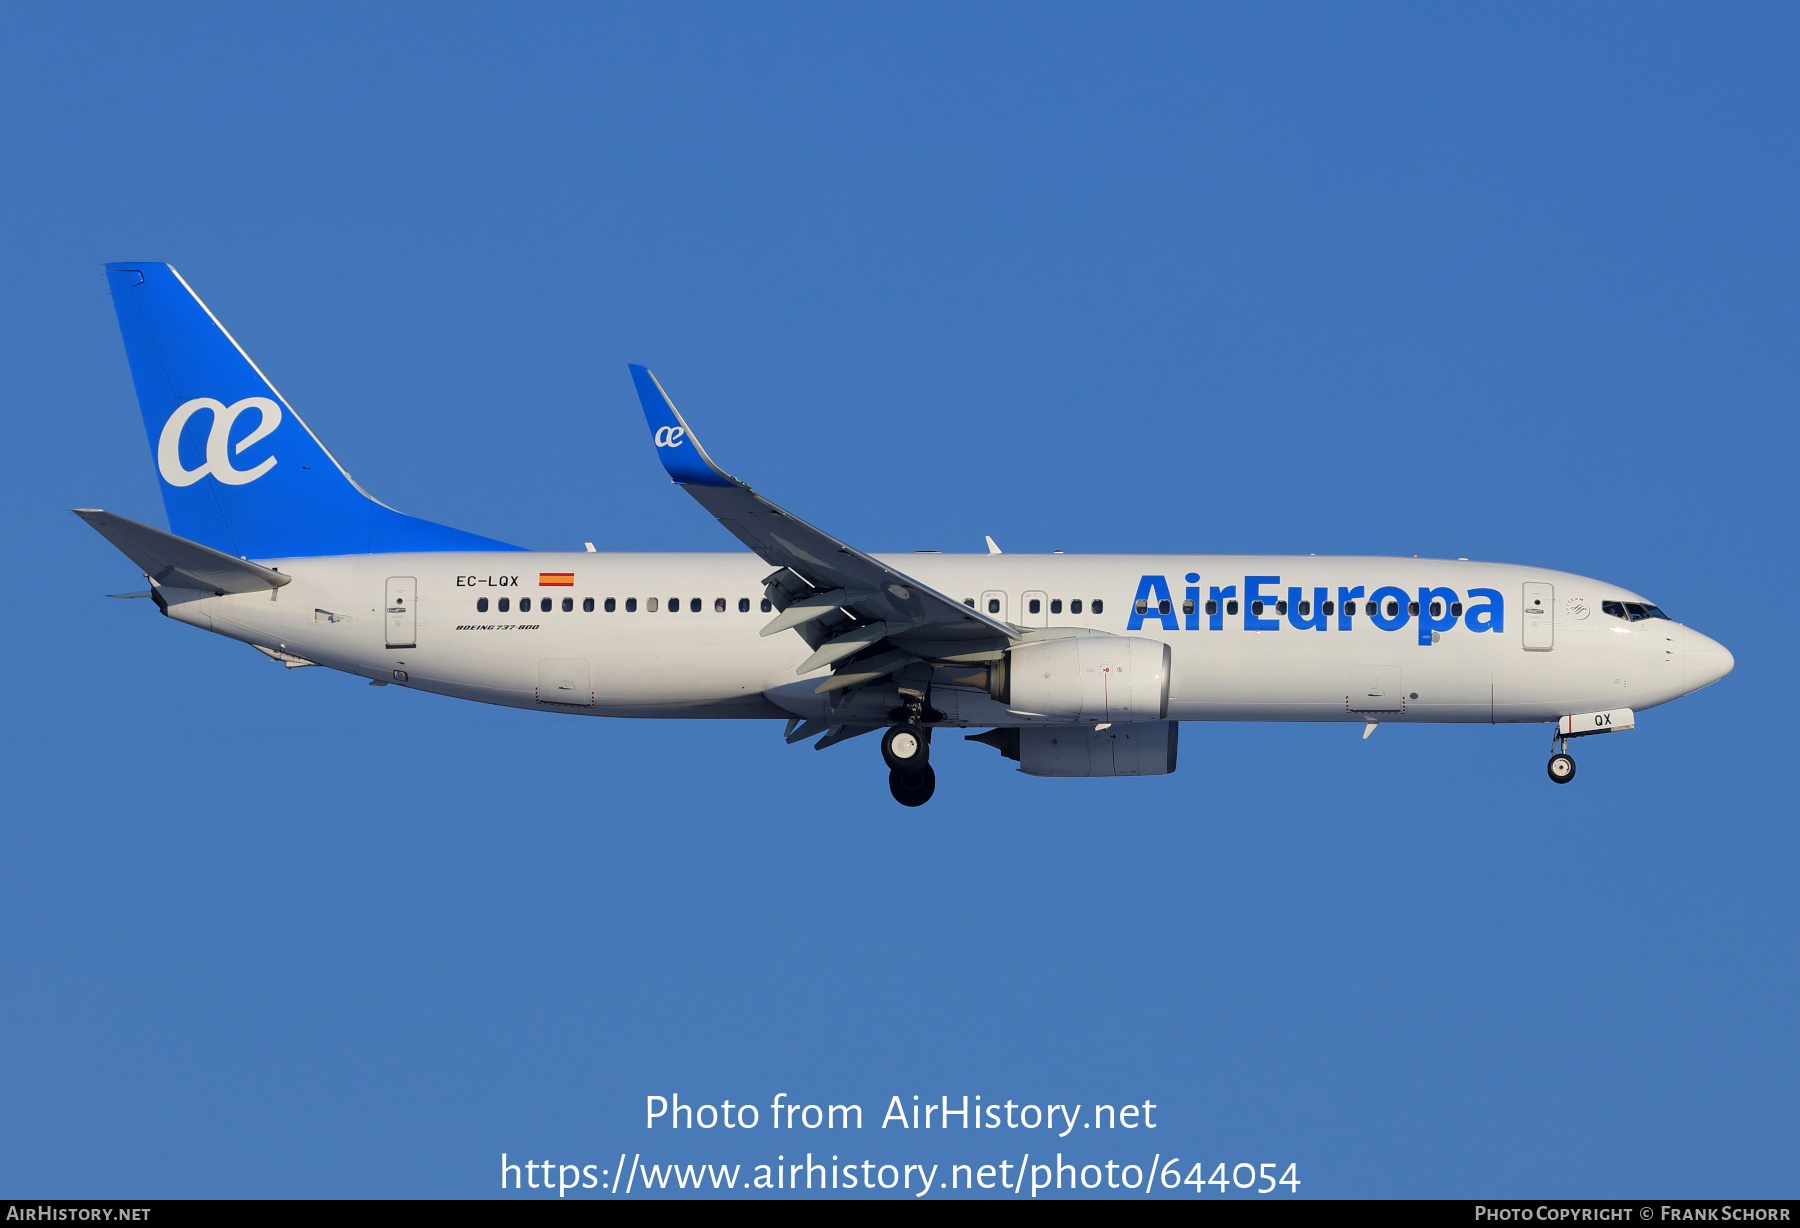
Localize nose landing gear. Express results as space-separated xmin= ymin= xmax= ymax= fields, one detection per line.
xmin=1547 ymin=729 xmax=1576 ymax=784
xmin=882 ymin=722 xmax=934 ymax=806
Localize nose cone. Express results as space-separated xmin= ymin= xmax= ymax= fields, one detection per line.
xmin=1683 ymin=626 xmax=1735 ymax=693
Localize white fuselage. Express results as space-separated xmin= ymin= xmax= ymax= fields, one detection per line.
xmin=157 ymin=551 xmax=1733 ymax=729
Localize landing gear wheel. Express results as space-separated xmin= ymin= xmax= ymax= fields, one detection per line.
xmin=889 ymin=764 xmax=936 ymax=807
xmin=881 ymin=725 xmax=930 ymax=772
xmin=1547 ymin=752 xmax=1576 ymax=784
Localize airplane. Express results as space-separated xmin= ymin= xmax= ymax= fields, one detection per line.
xmin=80 ymin=263 xmax=1734 ymax=806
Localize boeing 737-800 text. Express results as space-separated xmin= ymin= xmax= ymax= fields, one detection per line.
xmin=81 ymin=264 xmax=1734 ymax=805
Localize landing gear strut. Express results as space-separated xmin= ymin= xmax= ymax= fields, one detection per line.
xmin=1547 ymin=730 xmax=1576 ymax=784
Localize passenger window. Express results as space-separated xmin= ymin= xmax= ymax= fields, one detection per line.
xmin=1386 ymin=600 xmax=1399 ymax=617
xmin=691 ymin=598 xmax=703 ymax=613
xmin=498 ymin=597 xmax=510 ymax=613
xmin=625 ymin=598 xmax=637 ymax=612
xmin=1092 ymin=599 xmax=1103 ymax=614
xmin=1276 ymin=599 xmax=1288 ymax=615
xmin=1050 ymin=599 xmax=1063 ymax=614
xmin=583 ymin=597 xmax=594 ymax=612
xmin=1450 ymin=601 xmax=1461 ymax=617
xmin=1158 ymin=599 xmax=1172 ymax=615
xmin=646 ymin=598 xmax=658 ymax=612
xmin=1135 ymin=599 xmax=1148 ymax=615
xmin=670 ymin=598 xmax=680 ymax=613
xmin=1205 ymin=599 xmax=1217 ymax=616
xmin=1429 ymin=600 xmax=1442 ymax=618
xmin=562 ymin=597 xmax=574 ymax=612
xmin=1343 ymin=601 xmax=1356 ymax=615
xmin=1251 ymin=600 xmax=1263 ymax=615
xmin=1322 ymin=600 xmax=1334 ymax=616
xmin=1070 ymin=599 xmax=1083 ymax=614
xmin=1029 ymin=598 xmax=1041 ymax=614
xmin=1299 ymin=600 xmax=1310 ymax=616
xmin=761 ymin=598 xmax=773 ymax=613
xmin=604 ymin=597 xmax=616 ymax=612
xmin=1226 ymin=599 xmax=1238 ymax=615
xmin=738 ymin=598 xmax=749 ymax=612
xmin=477 ymin=597 xmax=489 ymax=613
xmin=987 ymin=598 xmax=1000 ymax=614
xmin=1602 ymin=600 xmax=1626 ymax=619
xmin=1182 ymin=599 xmax=1195 ymax=616
xmin=1408 ymin=601 xmax=1419 ymax=616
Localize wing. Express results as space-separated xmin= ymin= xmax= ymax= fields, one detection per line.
xmin=629 ymin=365 xmax=1016 ymax=692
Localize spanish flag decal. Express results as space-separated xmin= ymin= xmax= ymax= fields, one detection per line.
xmin=539 ymin=572 xmax=574 ymax=587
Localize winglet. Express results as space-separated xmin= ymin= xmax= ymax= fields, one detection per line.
xmin=629 ymin=365 xmax=739 ymax=488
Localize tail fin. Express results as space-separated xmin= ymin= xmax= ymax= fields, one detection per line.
xmin=103 ymin=263 xmax=521 ymax=558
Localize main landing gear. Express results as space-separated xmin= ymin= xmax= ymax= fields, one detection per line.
xmin=882 ymin=722 xmax=934 ymax=807
xmin=1547 ymin=730 xmax=1576 ymax=784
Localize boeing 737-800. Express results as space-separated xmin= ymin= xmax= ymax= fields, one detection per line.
xmin=81 ymin=263 xmax=1734 ymax=805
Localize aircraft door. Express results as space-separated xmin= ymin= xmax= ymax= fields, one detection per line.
xmin=385 ymin=577 xmax=417 ymax=649
xmin=1021 ymin=590 xmax=1049 ymax=628
xmin=1522 ymin=582 xmax=1554 ymax=651
xmin=980 ymin=590 xmax=1008 ymax=623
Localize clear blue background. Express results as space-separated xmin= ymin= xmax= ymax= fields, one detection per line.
xmin=1 ymin=2 xmax=1793 ymax=1199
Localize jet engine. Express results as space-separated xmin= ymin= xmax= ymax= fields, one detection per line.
xmin=987 ymin=634 xmax=1171 ymax=723
xmin=968 ymin=721 xmax=1180 ymax=777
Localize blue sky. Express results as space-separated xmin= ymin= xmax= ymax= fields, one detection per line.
xmin=2 ymin=3 xmax=1794 ymax=1198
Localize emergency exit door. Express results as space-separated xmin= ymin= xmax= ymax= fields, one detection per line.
xmin=1522 ymin=582 xmax=1553 ymax=651
xmin=385 ymin=577 xmax=417 ymax=649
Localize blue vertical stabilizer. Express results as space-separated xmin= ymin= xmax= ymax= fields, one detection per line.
xmin=104 ymin=263 xmax=522 ymax=558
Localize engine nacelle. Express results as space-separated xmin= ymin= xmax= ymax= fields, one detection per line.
xmin=990 ymin=635 xmax=1171 ymax=723
xmin=1016 ymin=722 xmax=1180 ymax=777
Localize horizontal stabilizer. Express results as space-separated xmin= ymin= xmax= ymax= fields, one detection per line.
xmin=74 ymin=509 xmax=292 ymax=594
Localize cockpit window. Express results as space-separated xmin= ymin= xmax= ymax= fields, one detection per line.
xmin=1607 ymin=599 xmax=1673 ymax=622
